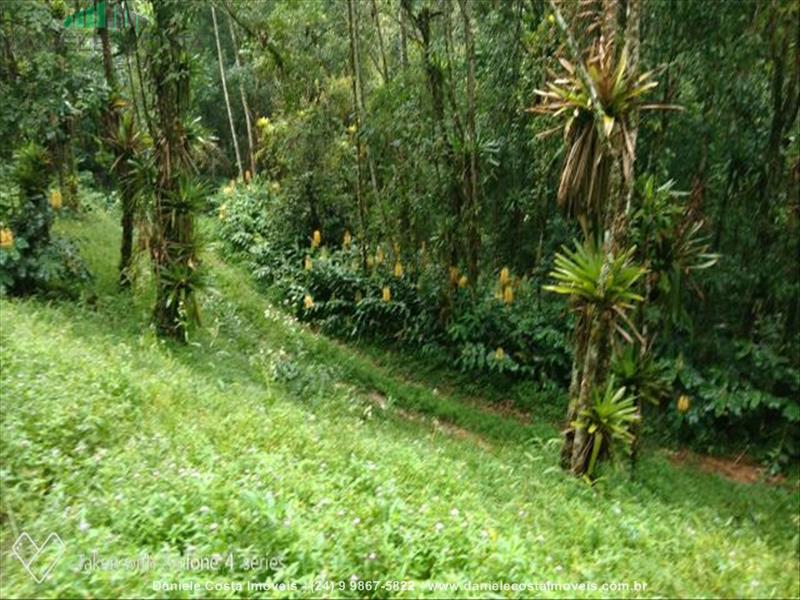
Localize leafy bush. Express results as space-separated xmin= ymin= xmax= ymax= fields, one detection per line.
xmin=212 ymin=181 xmax=573 ymax=385
xmin=0 ymin=143 xmax=89 ymax=296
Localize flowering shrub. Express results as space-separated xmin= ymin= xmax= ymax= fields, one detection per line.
xmin=0 ymin=144 xmax=89 ymax=296
xmin=212 ymin=181 xmax=572 ymax=384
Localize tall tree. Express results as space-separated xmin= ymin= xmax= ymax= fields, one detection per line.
xmin=212 ymin=4 xmax=243 ymax=179
xmin=538 ymin=0 xmax=647 ymax=475
xmin=347 ymin=0 xmax=369 ymax=271
xmin=228 ymin=15 xmax=256 ymax=178
xmin=97 ymin=0 xmax=137 ymax=288
xmin=458 ymin=0 xmax=480 ymax=286
xmin=148 ymin=0 xmax=201 ymax=339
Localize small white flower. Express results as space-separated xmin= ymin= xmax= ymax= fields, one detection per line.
xmin=78 ymin=519 xmax=90 ymax=533
xmin=480 ymin=530 xmax=489 ymax=539
xmin=352 ymin=517 xmax=361 ymax=526
xmin=368 ymin=552 xmax=377 ymax=561
xmin=518 ymin=510 xmax=525 ymax=517
xmin=450 ymin=508 xmax=459 ymax=518
xmin=350 ymin=574 xmax=359 ymax=582
xmin=555 ymin=565 xmax=563 ymax=572
xmin=209 ymin=522 xmax=218 ymax=531
xmin=435 ymin=522 xmax=444 ymax=533
xmin=199 ymin=505 xmax=211 ymax=515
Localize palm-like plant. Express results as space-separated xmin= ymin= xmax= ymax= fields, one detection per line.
xmin=544 ymin=239 xmax=645 ymax=314
xmin=611 ymin=344 xmax=671 ymax=407
xmin=531 ymin=47 xmax=673 ymax=236
xmin=151 ymin=174 xmax=207 ymax=339
xmin=572 ymin=376 xmax=639 ymax=477
xmin=630 ymin=176 xmax=719 ymax=330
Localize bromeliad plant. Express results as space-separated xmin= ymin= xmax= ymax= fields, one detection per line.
xmin=544 ymin=239 xmax=645 ymax=319
xmin=572 ymin=376 xmax=640 ymax=478
xmin=611 ymin=344 xmax=671 ymax=408
xmin=544 ymin=238 xmax=646 ymax=476
xmin=532 ymin=47 xmax=675 ymax=238
xmin=101 ymin=109 xmax=152 ymax=287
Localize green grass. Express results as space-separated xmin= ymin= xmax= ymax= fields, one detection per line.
xmin=0 ymin=208 xmax=798 ymax=599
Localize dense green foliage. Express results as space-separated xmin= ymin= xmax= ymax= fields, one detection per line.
xmin=1 ymin=209 xmax=798 ymax=598
xmin=0 ymin=0 xmax=798 ymax=596
xmin=2 ymin=2 xmax=796 ymax=464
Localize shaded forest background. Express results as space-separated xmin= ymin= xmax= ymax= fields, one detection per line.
xmin=0 ymin=0 xmax=797 ymax=471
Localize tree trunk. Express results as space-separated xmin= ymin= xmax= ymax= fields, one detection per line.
xmin=228 ymin=16 xmax=256 ymax=178
xmin=123 ymin=0 xmax=154 ymax=139
xmin=347 ymin=0 xmax=369 ymax=271
xmin=149 ymin=0 xmax=198 ymax=340
xmin=459 ymin=0 xmax=480 ymax=286
xmin=51 ymin=22 xmax=78 ymax=210
xmin=404 ymin=1 xmax=464 ymax=275
xmin=399 ymin=3 xmax=408 ymax=69
xmin=212 ymin=5 xmax=243 ymax=179
xmin=98 ymin=0 xmax=136 ymax=288
xmin=370 ymin=0 xmax=390 ymax=84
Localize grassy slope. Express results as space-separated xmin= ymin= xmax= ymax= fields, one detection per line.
xmin=0 ymin=208 xmax=798 ymax=599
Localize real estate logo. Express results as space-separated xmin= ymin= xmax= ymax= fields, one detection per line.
xmin=11 ymin=532 xmax=65 ymax=583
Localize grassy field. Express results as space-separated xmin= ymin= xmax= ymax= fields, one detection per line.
xmin=0 ymin=207 xmax=798 ymax=598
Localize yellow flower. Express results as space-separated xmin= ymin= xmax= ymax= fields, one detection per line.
xmin=499 ymin=267 xmax=510 ymax=286
xmin=677 ymin=395 xmax=691 ymax=414
xmin=394 ymin=261 xmax=404 ymax=278
xmin=458 ymin=275 xmax=468 ymax=288
xmin=343 ymin=230 xmax=352 ymax=249
xmin=303 ymin=294 xmax=315 ymax=310
xmin=304 ymin=256 xmax=313 ymax=271
xmin=449 ymin=266 xmax=460 ymax=286
xmin=218 ymin=203 xmax=227 ymax=221
xmin=49 ymin=189 xmax=63 ymax=210
xmin=375 ymin=247 xmax=384 ymax=264
xmin=382 ymin=286 xmax=391 ymax=302
xmin=311 ymin=230 xmax=321 ymax=248
xmin=347 ymin=124 xmax=357 ymax=135
xmin=257 ymin=116 xmax=270 ymax=129
xmin=495 ymin=347 xmax=505 ymax=361
xmin=270 ymin=181 xmax=281 ymax=193
xmin=0 ymin=228 xmax=14 ymax=249
xmin=503 ymin=285 xmax=514 ymax=305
